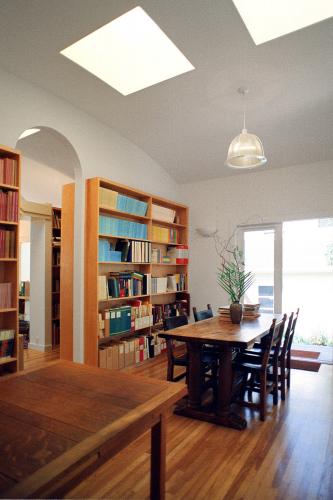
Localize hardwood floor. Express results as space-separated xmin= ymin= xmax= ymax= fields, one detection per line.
xmin=20 ymin=349 xmax=333 ymax=499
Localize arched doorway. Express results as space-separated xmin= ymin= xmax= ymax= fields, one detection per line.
xmin=15 ymin=126 xmax=84 ymax=365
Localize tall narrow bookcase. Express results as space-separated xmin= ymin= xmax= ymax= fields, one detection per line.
xmin=51 ymin=207 xmax=61 ymax=346
xmin=85 ymin=177 xmax=189 ymax=367
xmin=0 ymin=144 xmax=20 ymax=374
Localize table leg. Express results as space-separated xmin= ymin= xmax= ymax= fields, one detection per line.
xmin=216 ymin=347 xmax=247 ymax=430
xmin=187 ymin=342 xmax=202 ymax=410
xmin=150 ymin=414 xmax=166 ymax=500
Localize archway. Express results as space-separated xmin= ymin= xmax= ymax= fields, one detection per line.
xmin=15 ymin=126 xmax=84 ymax=363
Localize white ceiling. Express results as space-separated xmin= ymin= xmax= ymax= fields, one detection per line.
xmin=0 ymin=0 xmax=332 ymax=183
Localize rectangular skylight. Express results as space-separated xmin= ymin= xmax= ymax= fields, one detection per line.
xmin=232 ymin=0 xmax=333 ymax=45
xmin=60 ymin=6 xmax=194 ymax=95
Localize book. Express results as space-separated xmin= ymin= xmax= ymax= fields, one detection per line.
xmin=0 ymin=190 xmax=18 ymax=221
xmin=167 ymin=245 xmax=189 ymax=264
xmin=99 ymin=187 xmax=118 ymax=209
xmin=152 ymin=225 xmax=178 ymax=243
xmin=99 ymin=215 xmax=148 ymax=240
xmin=0 ymin=282 xmax=12 ymax=308
xmin=0 ymin=229 xmax=16 ymax=258
xmin=152 ymin=204 xmax=176 ymax=223
xmin=116 ymin=194 xmax=148 ymax=216
xmin=106 ymin=272 xmax=151 ymax=298
xmin=0 ymin=158 xmax=18 ymax=186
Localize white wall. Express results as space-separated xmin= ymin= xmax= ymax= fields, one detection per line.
xmin=22 ymin=156 xmax=73 ymax=207
xmin=182 ymin=160 xmax=333 ymax=314
xmin=0 ymin=67 xmax=180 ymax=362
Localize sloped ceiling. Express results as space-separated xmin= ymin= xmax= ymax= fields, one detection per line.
xmin=0 ymin=0 xmax=332 ymax=182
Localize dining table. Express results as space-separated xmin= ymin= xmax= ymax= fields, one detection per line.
xmin=159 ymin=314 xmax=282 ymax=430
xmin=0 ymin=360 xmax=186 ymax=499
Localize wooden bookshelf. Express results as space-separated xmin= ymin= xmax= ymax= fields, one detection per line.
xmin=84 ymin=177 xmax=189 ymax=367
xmin=51 ymin=207 xmax=61 ymax=347
xmin=0 ymin=144 xmax=20 ymax=374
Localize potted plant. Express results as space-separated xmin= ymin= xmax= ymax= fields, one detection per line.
xmin=216 ymin=235 xmax=255 ymax=324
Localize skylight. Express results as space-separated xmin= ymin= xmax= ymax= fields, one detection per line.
xmin=60 ymin=6 xmax=195 ymax=95
xmin=232 ymin=0 xmax=333 ymax=45
xmin=18 ymin=128 xmax=40 ymax=140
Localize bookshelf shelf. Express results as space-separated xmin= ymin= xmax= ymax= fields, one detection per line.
xmin=0 ymin=145 xmax=20 ymax=375
xmin=0 ymin=183 xmax=19 ymax=191
xmin=152 ymin=219 xmax=186 ymax=229
xmin=99 ymin=205 xmax=150 ymax=222
xmin=18 ymin=296 xmax=30 ymax=300
xmin=0 ymin=220 xmax=18 ymax=226
xmin=83 ymin=177 xmax=189 ymax=368
xmin=51 ymin=207 xmax=61 ymax=347
xmin=99 ymin=233 xmax=151 ymax=243
xmin=0 ymin=356 xmax=17 ymax=366
xmin=151 ymin=290 xmax=189 ymax=296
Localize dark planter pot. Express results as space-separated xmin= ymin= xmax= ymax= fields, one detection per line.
xmin=230 ymin=302 xmax=243 ymax=324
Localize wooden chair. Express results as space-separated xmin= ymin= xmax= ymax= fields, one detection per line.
xmin=163 ymin=315 xmax=217 ymax=386
xmin=286 ymin=308 xmax=300 ymax=390
xmin=193 ymin=304 xmax=213 ymax=322
xmin=164 ymin=315 xmax=189 ymax=382
xmin=233 ymin=315 xmax=287 ymax=421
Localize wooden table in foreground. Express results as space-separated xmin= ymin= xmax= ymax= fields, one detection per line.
xmin=159 ymin=314 xmax=282 ymax=430
xmin=0 ymin=361 xmax=186 ymax=499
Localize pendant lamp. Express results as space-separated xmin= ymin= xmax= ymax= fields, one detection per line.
xmin=225 ymin=87 xmax=267 ymax=169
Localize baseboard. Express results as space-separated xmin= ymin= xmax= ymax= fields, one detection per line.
xmin=28 ymin=343 xmax=53 ymax=352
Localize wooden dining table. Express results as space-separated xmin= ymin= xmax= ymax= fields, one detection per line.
xmin=0 ymin=360 xmax=186 ymax=499
xmin=159 ymin=314 xmax=282 ymax=430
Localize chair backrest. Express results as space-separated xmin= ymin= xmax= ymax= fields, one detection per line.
xmin=280 ymin=312 xmax=294 ymax=359
xmin=287 ymin=308 xmax=300 ymax=354
xmin=260 ymin=315 xmax=286 ymax=369
xmin=163 ymin=314 xmax=188 ymax=331
xmin=193 ymin=304 xmax=213 ymax=322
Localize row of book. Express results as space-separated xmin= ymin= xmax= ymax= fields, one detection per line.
xmin=0 ymin=228 xmax=16 ymax=258
xmin=152 ymin=300 xmax=189 ymax=325
xmin=0 ymin=190 xmax=18 ymax=222
xmin=52 ymin=211 xmax=61 ymax=229
xmin=52 ymin=322 xmax=60 ymax=346
xmin=151 ymin=274 xmax=186 ymax=294
xmin=19 ymin=281 xmax=30 ymax=297
xmin=98 ymin=333 xmax=167 ymax=369
xmin=99 ymin=238 xmax=152 ymax=263
xmin=99 ymin=215 xmax=148 ymax=240
xmin=152 ymin=225 xmax=178 ymax=244
xmin=0 ymin=158 xmax=18 ymax=187
xmin=0 ymin=282 xmax=12 ymax=309
xmin=99 ymin=187 xmax=148 ymax=216
xmin=151 ymin=245 xmax=189 ymax=264
xmin=99 ymin=302 xmax=153 ymax=337
xmin=98 ymin=272 xmax=151 ymax=300
xmin=52 ymin=250 xmax=61 ymax=266
xmin=0 ymin=329 xmax=15 ymax=358
xmin=52 ymin=302 xmax=60 ymax=319
xmin=152 ymin=203 xmax=176 ymax=223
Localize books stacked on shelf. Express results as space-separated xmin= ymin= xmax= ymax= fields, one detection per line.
xmin=152 ymin=225 xmax=177 ymax=243
xmin=0 ymin=329 xmax=15 ymax=358
xmin=52 ymin=302 xmax=60 ymax=318
xmin=115 ymin=239 xmax=151 ymax=263
xmin=0 ymin=190 xmax=18 ymax=221
xmin=19 ymin=281 xmax=30 ymax=297
xmin=99 ymin=239 xmax=121 ymax=262
xmin=151 ymin=247 xmax=173 ymax=264
xmin=131 ymin=301 xmax=152 ymax=331
xmin=99 ymin=215 xmax=147 ymax=239
xmin=0 ymin=282 xmax=12 ymax=308
xmin=53 ymin=279 xmax=60 ymax=293
xmin=152 ymin=299 xmax=189 ymax=326
xmin=19 ymin=319 xmax=29 ymax=348
xmin=52 ymin=322 xmax=60 ymax=346
xmin=53 ymin=236 xmax=61 ymax=247
xmin=52 ymin=211 xmax=61 ymax=229
xmin=167 ymin=273 xmax=186 ymax=292
xmin=99 ymin=187 xmax=148 ymax=216
xmin=152 ymin=204 xmax=175 ymax=223
xmin=167 ymin=245 xmax=189 ymax=264
xmin=98 ymin=272 xmax=151 ymax=300
xmin=151 ymin=276 xmax=167 ymax=294
xmin=102 ymin=305 xmax=132 ymax=336
xmin=0 ymin=228 xmax=16 ymax=257
xmin=52 ymin=251 xmax=61 ymax=266
xmin=98 ymin=333 xmax=166 ymax=369
xmin=0 ymin=158 xmax=18 ymax=186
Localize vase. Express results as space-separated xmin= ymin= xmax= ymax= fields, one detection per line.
xmin=230 ymin=302 xmax=243 ymax=324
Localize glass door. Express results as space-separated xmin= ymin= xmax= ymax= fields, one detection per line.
xmin=239 ymin=224 xmax=282 ymax=314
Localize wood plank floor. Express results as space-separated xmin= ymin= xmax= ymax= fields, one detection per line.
xmin=19 ymin=349 xmax=333 ymax=499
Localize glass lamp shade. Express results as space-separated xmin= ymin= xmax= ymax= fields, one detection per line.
xmin=225 ymin=128 xmax=267 ymax=169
